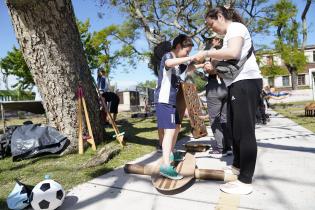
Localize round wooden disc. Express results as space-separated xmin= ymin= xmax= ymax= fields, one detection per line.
xmin=151 ymin=152 xmax=196 ymax=191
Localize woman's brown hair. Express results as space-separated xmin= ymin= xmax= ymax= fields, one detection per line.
xmin=205 ymin=6 xmax=244 ymax=24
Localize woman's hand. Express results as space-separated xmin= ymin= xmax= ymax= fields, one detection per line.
xmin=203 ymin=62 xmax=216 ymax=74
xmin=191 ymin=51 xmax=207 ymax=63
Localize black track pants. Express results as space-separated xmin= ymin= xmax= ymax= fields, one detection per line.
xmin=227 ymin=79 xmax=262 ymax=184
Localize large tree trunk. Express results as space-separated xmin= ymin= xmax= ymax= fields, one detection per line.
xmin=6 ymin=0 xmax=104 ymax=153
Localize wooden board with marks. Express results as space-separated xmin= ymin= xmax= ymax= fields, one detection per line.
xmin=176 ymin=82 xmax=208 ymax=139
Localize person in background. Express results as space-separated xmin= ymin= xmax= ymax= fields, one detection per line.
xmin=264 ymin=85 xmax=291 ymax=99
xmin=201 ymin=33 xmax=232 ymax=158
xmin=97 ymin=68 xmax=109 ymax=93
xmin=97 ymin=68 xmax=120 ymax=122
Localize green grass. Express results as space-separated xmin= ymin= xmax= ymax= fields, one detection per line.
xmin=0 ymin=112 xmax=190 ymax=210
xmin=271 ymin=100 xmax=315 ymax=133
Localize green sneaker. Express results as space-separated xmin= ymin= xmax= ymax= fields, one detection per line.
xmin=159 ymin=165 xmax=183 ymax=180
xmin=170 ymin=151 xmax=185 ymax=162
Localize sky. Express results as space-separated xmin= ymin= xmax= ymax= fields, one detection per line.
xmin=0 ymin=0 xmax=315 ymax=91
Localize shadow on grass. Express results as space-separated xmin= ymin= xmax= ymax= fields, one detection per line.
xmin=86 ymin=166 xmax=116 ymax=180
xmin=0 ymin=154 xmax=63 ymax=173
xmin=104 ymin=116 xmax=192 ymax=148
xmin=0 ymin=198 xmax=8 ymax=210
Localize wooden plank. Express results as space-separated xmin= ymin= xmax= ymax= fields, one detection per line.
xmin=179 ymin=83 xmax=208 ymax=139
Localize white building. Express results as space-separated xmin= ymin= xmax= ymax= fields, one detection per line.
xmin=259 ymin=45 xmax=315 ymax=90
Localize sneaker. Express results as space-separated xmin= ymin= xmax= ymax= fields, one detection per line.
xmin=170 ymin=151 xmax=185 ymax=162
xmin=224 ymin=165 xmax=240 ymax=176
xmin=223 ymin=149 xmax=233 ymax=155
xmin=208 ymin=149 xmax=231 ymax=159
xmin=226 ymin=150 xmax=233 ymax=155
xmin=159 ymin=165 xmax=183 ymax=180
xmin=156 ymin=144 xmax=162 ymax=153
xmin=220 ymin=180 xmax=253 ymax=195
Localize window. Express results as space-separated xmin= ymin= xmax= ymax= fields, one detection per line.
xmin=268 ymin=77 xmax=274 ymax=87
xmin=267 ymin=55 xmax=273 ymax=65
xmin=282 ymin=76 xmax=290 ymax=86
xmin=130 ymin=91 xmax=140 ymax=105
xmin=313 ymin=51 xmax=315 ymax=62
xmin=297 ymin=74 xmax=305 ymax=86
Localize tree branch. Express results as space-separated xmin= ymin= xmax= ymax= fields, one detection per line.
xmin=112 ymin=34 xmax=145 ymax=56
xmin=301 ymin=0 xmax=311 ymax=50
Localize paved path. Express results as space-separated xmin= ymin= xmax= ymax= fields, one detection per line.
xmin=60 ymin=111 xmax=315 ymax=210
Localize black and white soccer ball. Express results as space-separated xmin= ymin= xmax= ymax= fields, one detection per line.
xmin=30 ymin=179 xmax=65 ymax=210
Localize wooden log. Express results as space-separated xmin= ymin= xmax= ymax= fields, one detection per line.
xmin=124 ymin=163 xmax=237 ymax=182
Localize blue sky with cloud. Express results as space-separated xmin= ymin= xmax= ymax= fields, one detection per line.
xmin=1 ymin=0 xmax=314 ymax=91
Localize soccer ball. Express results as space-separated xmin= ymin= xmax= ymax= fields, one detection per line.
xmin=30 ymin=179 xmax=65 ymax=210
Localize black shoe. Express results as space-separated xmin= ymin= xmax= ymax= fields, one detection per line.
xmin=209 ymin=149 xmax=228 ymax=158
xmin=156 ymin=144 xmax=162 ymax=153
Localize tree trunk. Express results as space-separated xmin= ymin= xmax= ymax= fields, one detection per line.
xmin=6 ymin=0 xmax=104 ymax=153
xmin=289 ymin=67 xmax=298 ymax=90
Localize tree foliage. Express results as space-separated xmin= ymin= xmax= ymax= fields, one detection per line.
xmin=269 ymin=0 xmax=307 ymax=89
xmin=99 ymin=0 xmax=274 ymax=75
xmin=0 ymin=89 xmax=35 ymax=100
xmin=192 ymin=73 xmax=207 ymax=92
xmin=102 ymin=0 xmax=273 ymax=46
xmin=260 ymin=64 xmax=288 ymax=77
xmin=138 ymin=80 xmax=157 ymax=89
xmin=1 ymin=19 xmax=144 ymax=90
xmin=0 ymin=47 xmax=34 ymax=90
xmin=77 ymin=19 xmax=146 ymax=73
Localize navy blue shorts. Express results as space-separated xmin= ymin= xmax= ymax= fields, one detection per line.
xmin=156 ymin=103 xmax=180 ymax=129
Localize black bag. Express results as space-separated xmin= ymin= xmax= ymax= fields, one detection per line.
xmin=0 ymin=125 xmax=19 ymax=159
xmin=216 ymin=43 xmax=254 ymax=80
xmin=11 ymin=124 xmax=69 ymax=161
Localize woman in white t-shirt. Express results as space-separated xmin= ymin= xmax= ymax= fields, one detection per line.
xmin=194 ymin=6 xmax=263 ymax=195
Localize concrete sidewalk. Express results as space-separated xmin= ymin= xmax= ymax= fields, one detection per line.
xmin=60 ymin=110 xmax=315 ymax=210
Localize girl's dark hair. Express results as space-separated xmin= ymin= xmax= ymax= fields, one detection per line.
xmin=205 ymin=6 xmax=244 ymax=24
xmin=172 ymin=34 xmax=194 ymax=50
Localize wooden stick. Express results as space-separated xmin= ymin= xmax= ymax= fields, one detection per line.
xmin=96 ymin=88 xmax=125 ymax=146
xmin=81 ymin=97 xmax=96 ymax=151
xmin=78 ymin=97 xmax=84 ymax=154
xmin=124 ymin=164 xmax=237 ymax=182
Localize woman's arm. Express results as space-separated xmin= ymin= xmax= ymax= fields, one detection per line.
xmin=195 ymin=37 xmax=244 ymax=61
xmin=194 ymin=63 xmax=205 ymax=69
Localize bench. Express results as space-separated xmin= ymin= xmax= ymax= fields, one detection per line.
xmin=305 ymin=102 xmax=315 ymax=116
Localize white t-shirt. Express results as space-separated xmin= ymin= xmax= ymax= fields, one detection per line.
xmin=222 ymin=22 xmax=262 ymax=86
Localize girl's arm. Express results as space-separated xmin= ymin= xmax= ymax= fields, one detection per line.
xmin=188 ymin=62 xmax=205 ymax=73
xmin=165 ymin=56 xmax=195 ymax=68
